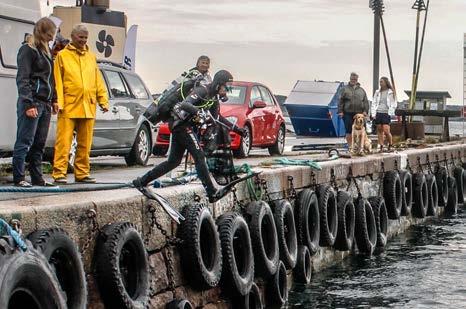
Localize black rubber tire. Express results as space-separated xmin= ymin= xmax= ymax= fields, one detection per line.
xmin=166 ymin=299 xmax=194 ymax=309
xmin=94 ymin=222 xmax=150 ymax=309
xmin=266 ymin=260 xmax=288 ymax=308
xmin=316 ymin=185 xmax=338 ymax=247
xmin=453 ymin=167 xmax=465 ymax=204
xmin=247 ymin=282 xmax=263 ymax=309
xmin=245 ymin=201 xmax=279 ymax=278
xmin=217 ymin=212 xmax=254 ymax=296
xmin=354 ymin=198 xmax=377 ymax=256
xmin=293 ymin=245 xmax=312 ymax=284
xmin=233 ymin=125 xmax=252 ymax=158
xmin=152 ymin=145 xmax=168 ymax=157
xmin=0 ymin=239 xmax=67 ymax=309
xmin=334 ymin=191 xmax=355 ymax=251
xmin=436 ymin=166 xmax=449 ymax=207
xmin=426 ymin=174 xmax=439 ymax=217
xmin=268 ymin=125 xmax=286 ymax=156
xmin=272 ymin=200 xmax=298 ymax=269
xmin=383 ymin=171 xmax=403 ymax=219
xmin=368 ymin=197 xmax=388 ymax=249
xmin=125 ymin=124 xmax=151 ymax=166
xmin=412 ymin=173 xmax=428 ymax=219
xmin=446 ymin=176 xmax=458 ymax=215
xmin=399 ymin=170 xmax=413 ymax=216
xmin=28 ymin=228 xmax=87 ymax=309
xmin=294 ymin=189 xmax=320 ymax=256
xmin=238 ymin=282 xmax=263 ymax=309
xmin=180 ymin=204 xmax=222 ymax=290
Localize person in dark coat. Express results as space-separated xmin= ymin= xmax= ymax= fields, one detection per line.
xmin=12 ymin=17 xmax=58 ymax=187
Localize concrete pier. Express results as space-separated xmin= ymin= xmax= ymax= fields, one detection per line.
xmin=0 ymin=142 xmax=464 ymax=308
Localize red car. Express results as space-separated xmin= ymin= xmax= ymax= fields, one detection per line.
xmin=153 ymin=81 xmax=286 ymax=158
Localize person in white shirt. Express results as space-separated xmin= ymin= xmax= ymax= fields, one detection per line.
xmin=371 ymin=77 xmax=397 ymax=152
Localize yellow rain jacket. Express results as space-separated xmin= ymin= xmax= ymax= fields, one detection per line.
xmin=54 ymin=44 xmax=108 ymax=118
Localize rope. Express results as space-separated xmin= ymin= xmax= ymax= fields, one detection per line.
xmin=0 ymin=219 xmax=27 ymax=251
xmin=271 ymin=158 xmax=324 ymax=170
xmin=235 ymin=163 xmax=263 ymax=201
xmin=0 ymin=182 xmax=131 ymax=193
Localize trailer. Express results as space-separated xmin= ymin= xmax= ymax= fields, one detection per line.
xmin=284 ymin=80 xmax=346 ymax=137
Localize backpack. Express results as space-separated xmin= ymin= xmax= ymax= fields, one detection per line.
xmin=144 ymin=75 xmax=200 ymax=125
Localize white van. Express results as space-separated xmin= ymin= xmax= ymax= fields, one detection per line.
xmin=0 ymin=0 xmax=41 ymax=156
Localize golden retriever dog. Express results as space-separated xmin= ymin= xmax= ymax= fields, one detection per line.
xmin=351 ymin=113 xmax=372 ymax=155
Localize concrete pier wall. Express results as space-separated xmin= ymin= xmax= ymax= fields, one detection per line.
xmin=0 ymin=143 xmax=464 ymax=308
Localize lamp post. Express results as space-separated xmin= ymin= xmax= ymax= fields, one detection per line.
xmin=370 ymin=0 xmax=383 ymax=96
xmin=408 ymin=0 xmax=427 ymax=111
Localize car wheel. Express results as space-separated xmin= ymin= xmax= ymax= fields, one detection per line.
xmin=152 ymin=145 xmax=168 ymax=157
xmin=233 ymin=125 xmax=251 ymax=158
xmin=268 ymin=125 xmax=285 ymax=156
xmin=125 ymin=125 xmax=151 ymax=166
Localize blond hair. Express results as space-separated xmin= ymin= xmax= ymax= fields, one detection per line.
xmin=28 ymin=17 xmax=56 ymax=56
xmin=71 ymin=24 xmax=89 ymax=36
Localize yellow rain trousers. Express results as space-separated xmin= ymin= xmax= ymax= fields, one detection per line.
xmin=52 ymin=44 xmax=108 ymax=180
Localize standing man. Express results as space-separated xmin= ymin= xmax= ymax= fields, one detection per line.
xmin=338 ymin=72 xmax=369 ymax=148
xmin=52 ymin=24 xmax=109 ymax=184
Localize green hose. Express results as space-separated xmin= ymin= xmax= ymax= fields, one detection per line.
xmin=235 ymin=163 xmax=263 ymax=201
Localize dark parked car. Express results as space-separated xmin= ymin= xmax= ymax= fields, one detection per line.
xmin=45 ymin=61 xmax=156 ymax=166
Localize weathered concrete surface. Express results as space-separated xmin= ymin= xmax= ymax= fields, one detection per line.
xmin=0 ymin=142 xmax=464 ymax=308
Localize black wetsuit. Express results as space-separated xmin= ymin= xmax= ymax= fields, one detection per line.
xmin=139 ymin=85 xmax=222 ymax=195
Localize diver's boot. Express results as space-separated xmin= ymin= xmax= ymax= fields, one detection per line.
xmin=132 ymin=177 xmax=154 ymax=199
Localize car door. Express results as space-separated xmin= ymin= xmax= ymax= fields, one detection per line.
xmin=119 ymin=72 xmax=152 ymax=147
xmin=92 ymin=69 xmax=122 ymax=149
xmin=248 ymin=85 xmax=265 ymax=145
xmin=259 ymin=86 xmax=279 ymax=144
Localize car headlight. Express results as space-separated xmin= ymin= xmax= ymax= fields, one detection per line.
xmin=225 ymin=116 xmax=238 ymax=126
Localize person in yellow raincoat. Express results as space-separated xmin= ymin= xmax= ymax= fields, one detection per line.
xmin=52 ymin=24 xmax=109 ymax=184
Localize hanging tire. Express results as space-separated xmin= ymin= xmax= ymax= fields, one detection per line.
xmin=217 ymin=212 xmax=254 ymax=296
xmin=294 ymin=189 xmax=320 ymax=256
xmin=0 ymin=239 xmax=67 ymax=309
xmin=354 ymin=198 xmax=377 ymax=256
xmin=316 ymin=185 xmax=338 ymax=247
xmin=412 ymin=173 xmax=428 ymax=218
xmin=368 ymin=197 xmax=388 ymax=249
xmin=166 ymin=299 xmax=194 ymax=309
xmin=293 ymin=245 xmax=312 ymax=284
xmin=245 ymin=201 xmax=279 ymax=278
xmin=426 ymin=174 xmax=439 ymax=217
xmin=383 ymin=171 xmax=403 ymax=219
xmin=180 ymin=204 xmax=222 ymax=290
xmin=273 ymin=200 xmax=298 ymax=269
xmin=266 ymin=260 xmax=288 ymax=308
xmin=237 ymin=282 xmax=263 ymax=309
xmin=399 ymin=170 xmax=413 ymax=216
xmin=334 ymin=191 xmax=355 ymax=251
xmin=28 ymin=228 xmax=87 ymax=309
xmin=94 ymin=222 xmax=149 ymax=309
xmin=436 ymin=166 xmax=449 ymax=207
xmin=446 ymin=176 xmax=458 ymax=215
xmin=453 ymin=167 xmax=465 ymax=204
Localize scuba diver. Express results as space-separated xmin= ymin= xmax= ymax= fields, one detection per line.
xmin=134 ymin=70 xmax=252 ymax=209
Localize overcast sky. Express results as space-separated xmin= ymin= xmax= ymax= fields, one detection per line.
xmin=42 ymin=0 xmax=466 ymax=103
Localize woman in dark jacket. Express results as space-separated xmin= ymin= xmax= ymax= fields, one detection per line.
xmin=12 ymin=17 xmax=58 ymax=187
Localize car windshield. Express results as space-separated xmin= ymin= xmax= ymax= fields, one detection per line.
xmin=224 ymin=85 xmax=246 ymax=104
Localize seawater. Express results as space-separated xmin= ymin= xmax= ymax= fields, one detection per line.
xmin=289 ymin=208 xmax=466 ymax=308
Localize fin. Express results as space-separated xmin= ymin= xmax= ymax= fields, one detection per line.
xmin=135 ymin=185 xmax=185 ymax=223
xmin=209 ymin=172 xmax=261 ymax=203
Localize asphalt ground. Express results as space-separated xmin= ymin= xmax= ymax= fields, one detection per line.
xmin=0 ymin=135 xmax=345 ymax=201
